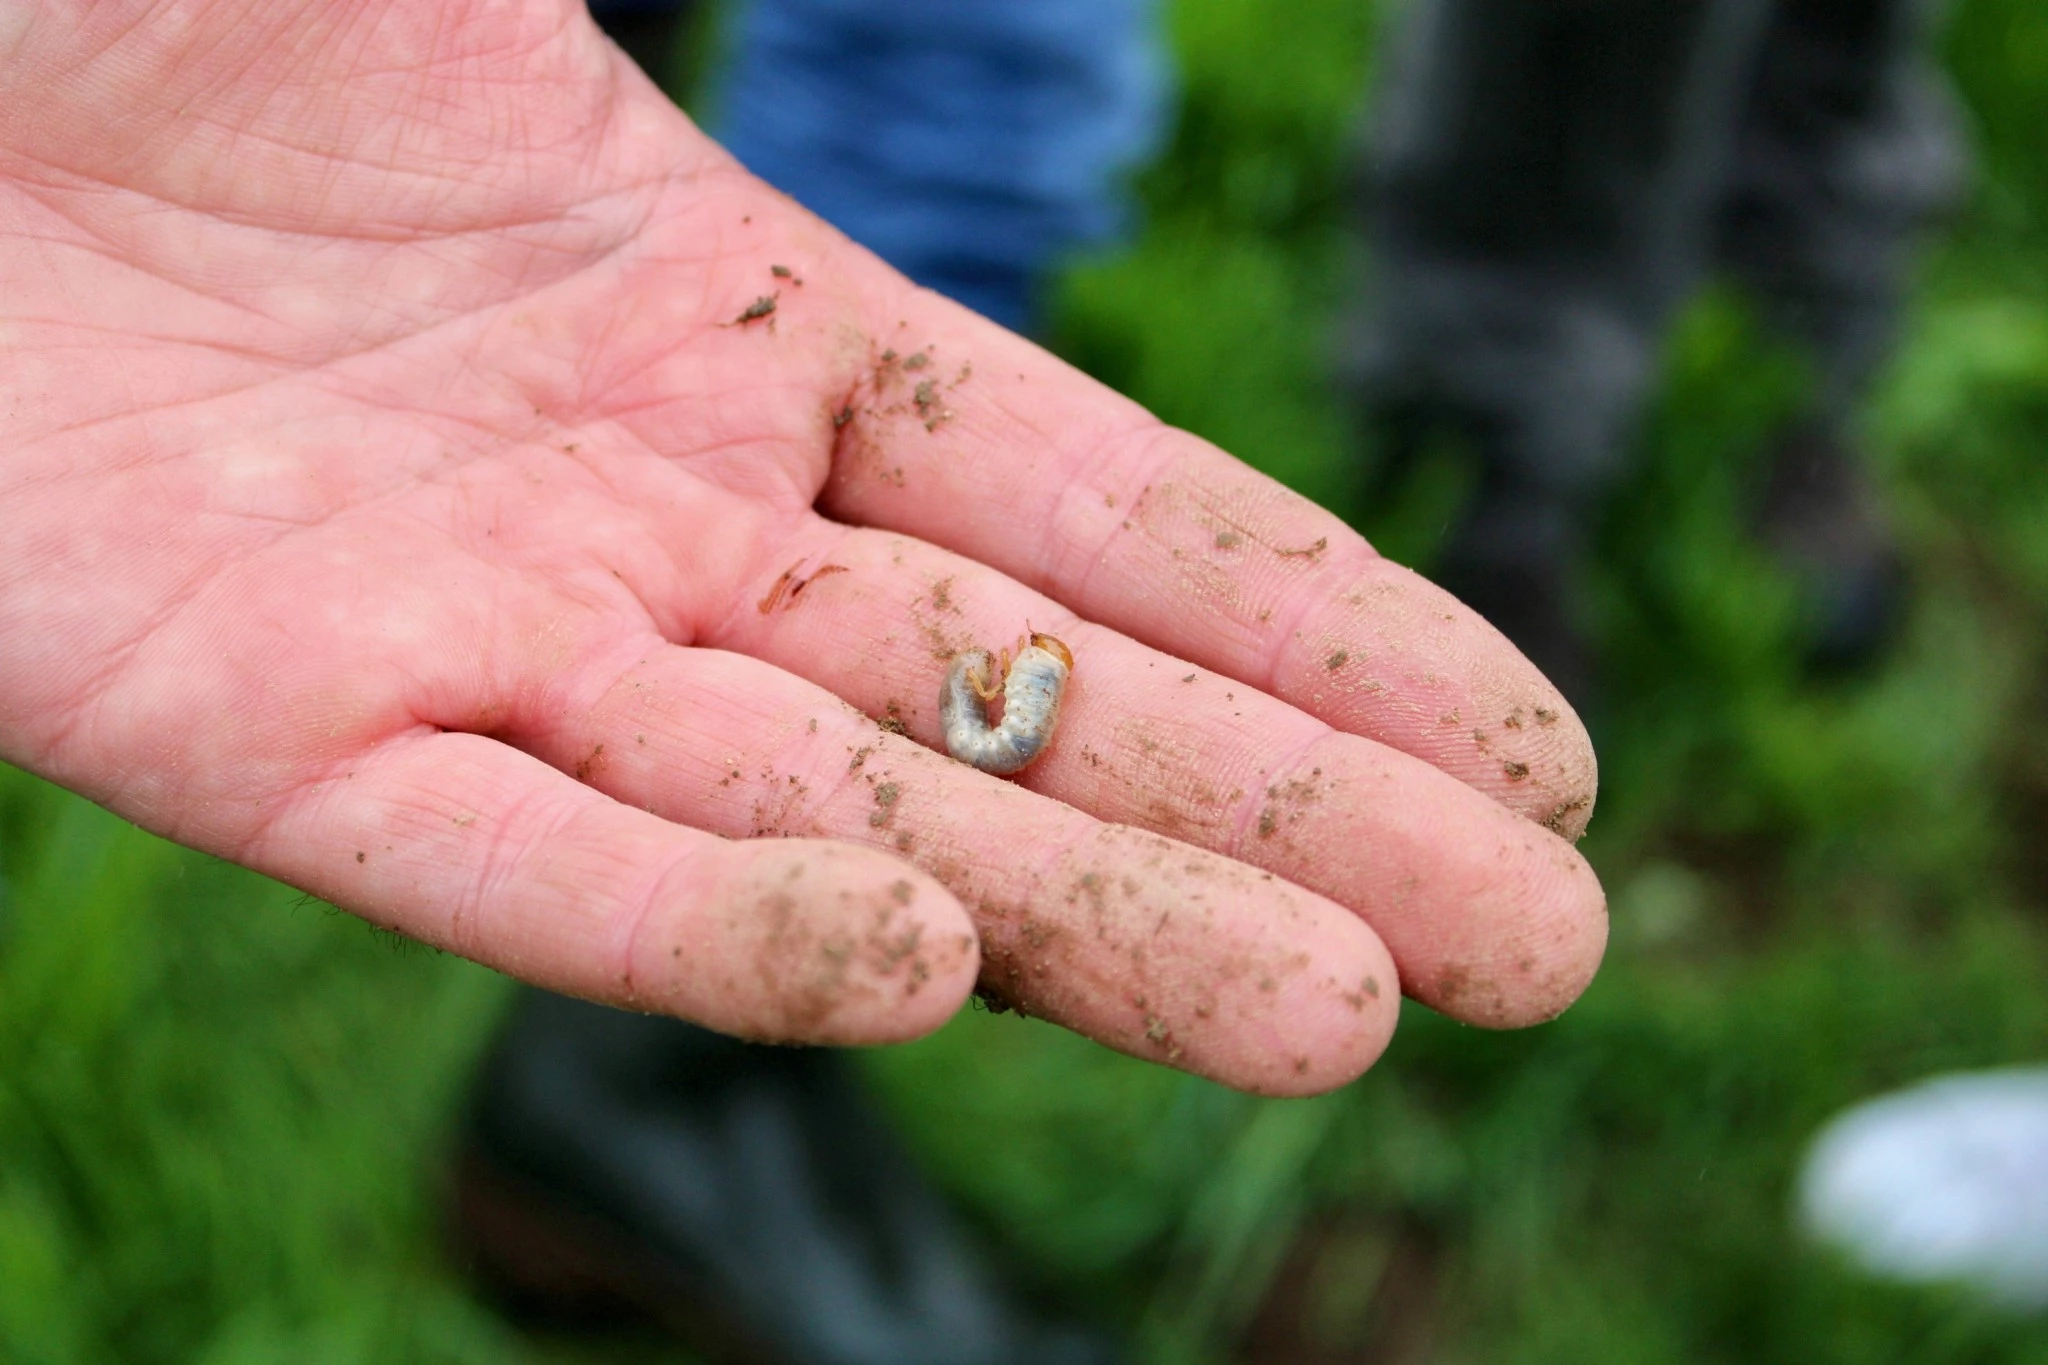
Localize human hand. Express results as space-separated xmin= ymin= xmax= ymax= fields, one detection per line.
xmin=0 ymin=1 xmax=1602 ymax=1096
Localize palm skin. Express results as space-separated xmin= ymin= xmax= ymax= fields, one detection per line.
xmin=0 ymin=0 xmax=1604 ymax=1096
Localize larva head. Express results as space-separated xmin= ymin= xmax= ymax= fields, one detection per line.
xmin=1029 ymin=633 xmax=1074 ymax=671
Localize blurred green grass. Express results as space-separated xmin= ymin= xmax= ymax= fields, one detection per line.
xmin=7 ymin=1 xmax=2048 ymax=1361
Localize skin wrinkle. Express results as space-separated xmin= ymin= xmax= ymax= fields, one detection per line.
xmin=1102 ymin=468 xmax=1356 ymax=684
xmin=550 ymin=324 xmax=822 ymax=446
xmin=237 ymin=719 xmax=425 ymax=862
xmin=430 ymin=752 xmax=595 ymax=963
xmin=11 ymin=321 xmax=302 ymax=383
xmin=78 ymin=9 xmax=580 ymax=209
xmin=17 ymin=520 xmax=283 ymax=767
xmin=1040 ymin=419 xmax=1192 ymax=609
xmin=1216 ymin=722 xmax=1339 ymax=864
xmin=1180 ymin=477 xmax=1327 ymax=560
xmin=601 ymin=407 xmax=817 ymax=499
xmin=6 ymin=132 xmax=689 ymax=387
xmin=1251 ymin=539 xmax=1383 ymax=699
xmin=4 ymin=210 xmax=321 ymax=341
xmin=422 ymin=601 xmax=641 ymax=744
xmin=8 ymin=266 xmax=581 ymax=462
xmin=487 ymin=221 xmax=803 ymax=428
xmin=609 ymin=837 xmax=709 ymax=1010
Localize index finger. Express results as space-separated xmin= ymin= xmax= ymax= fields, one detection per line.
xmin=815 ymin=293 xmax=1596 ymax=837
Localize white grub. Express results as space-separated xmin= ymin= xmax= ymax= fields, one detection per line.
xmin=940 ymin=633 xmax=1074 ymax=776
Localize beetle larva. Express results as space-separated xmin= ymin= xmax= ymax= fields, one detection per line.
xmin=939 ymin=633 xmax=1074 ymax=775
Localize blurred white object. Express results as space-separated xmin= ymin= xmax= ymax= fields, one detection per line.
xmin=1797 ymin=1067 xmax=2048 ymax=1311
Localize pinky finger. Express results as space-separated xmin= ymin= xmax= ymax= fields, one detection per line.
xmin=248 ymin=730 xmax=979 ymax=1045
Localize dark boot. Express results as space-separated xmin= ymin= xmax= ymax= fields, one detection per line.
xmin=1753 ymin=420 xmax=1907 ymax=672
xmin=1368 ymin=403 xmax=1600 ymax=712
xmin=448 ymin=991 xmax=1121 ymax=1365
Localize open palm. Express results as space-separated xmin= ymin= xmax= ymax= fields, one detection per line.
xmin=0 ymin=0 xmax=1603 ymax=1095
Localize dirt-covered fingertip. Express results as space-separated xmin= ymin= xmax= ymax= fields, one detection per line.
xmin=968 ymin=831 xmax=1407 ymax=1099
xmin=643 ymin=838 xmax=979 ymax=1047
xmin=1234 ymin=939 xmax=1404 ymax=1098
xmin=1414 ymin=840 xmax=1610 ymax=1031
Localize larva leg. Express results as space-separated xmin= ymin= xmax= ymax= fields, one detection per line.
xmin=969 ymin=653 xmax=1005 ymax=702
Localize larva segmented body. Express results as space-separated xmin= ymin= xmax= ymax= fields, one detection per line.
xmin=939 ymin=633 xmax=1074 ymax=775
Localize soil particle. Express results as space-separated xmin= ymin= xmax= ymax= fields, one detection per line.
xmin=747 ymin=887 xmax=840 ymax=1036
xmin=1260 ymin=768 xmax=1326 ymax=840
xmin=1502 ymin=760 xmax=1531 ymax=782
xmin=868 ymin=781 xmax=901 ymax=828
xmin=761 ymin=562 xmax=850 ymax=612
xmin=729 ymin=293 xmax=778 ymax=325
xmin=1541 ymin=795 xmax=1591 ymax=837
xmin=574 ymin=742 xmax=606 ymax=781
xmin=1341 ymin=974 xmax=1383 ymax=1011
xmin=972 ymin=983 xmax=1023 ymax=1016
xmin=914 ymin=377 xmax=954 ymax=431
xmin=1142 ymin=1014 xmax=1184 ymax=1061
xmin=786 ymin=564 xmax=848 ymax=605
xmin=758 ymin=563 xmax=801 ymax=613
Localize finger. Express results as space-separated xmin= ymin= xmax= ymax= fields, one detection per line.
xmin=247 ymin=729 xmax=977 ymax=1046
xmin=703 ymin=520 xmax=1605 ymax=1027
xmin=797 ymin=294 xmax=1595 ymax=836
xmin=498 ymin=642 xmax=1401 ymax=1097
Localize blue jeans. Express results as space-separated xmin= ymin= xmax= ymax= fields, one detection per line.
xmin=706 ymin=0 xmax=1170 ymax=334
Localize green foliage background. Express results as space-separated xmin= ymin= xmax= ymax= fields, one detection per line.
xmin=6 ymin=1 xmax=2048 ymax=1361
